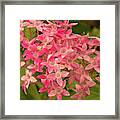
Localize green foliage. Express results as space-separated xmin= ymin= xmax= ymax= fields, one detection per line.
xmin=76 ymin=59 xmax=89 ymax=68
xmin=85 ymin=83 xmax=100 ymax=100
xmin=70 ymin=20 xmax=100 ymax=37
xmin=36 ymin=81 xmax=44 ymax=89
xmin=33 ymin=71 xmax=42 ymax=77
xmin=20 ymin=44 xmax=26 ymax=55
xmin=89 ymin=53 xmax=97 ymax=58
xmin=24 ymin=27 xmax=37 ymax=40
xmin=27 ymin=84 xmax=41 ymax=100
xmin=20 ymin=67 xmax=26 ymax=77
xmin=29 ymin=59 xmax=34 ymax=64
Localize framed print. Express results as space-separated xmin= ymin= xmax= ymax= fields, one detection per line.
xmin=0 ymin=0 xmax=119 ymax=119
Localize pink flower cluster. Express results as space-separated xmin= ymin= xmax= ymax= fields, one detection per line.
xmin=20 ymin=20 xmax=100 ymax=100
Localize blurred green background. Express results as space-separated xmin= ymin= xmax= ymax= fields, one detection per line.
xmin=20 ymin=20 xmax=100 ymax=100
xmin=70 ymin=20 xmax=100 ymax=37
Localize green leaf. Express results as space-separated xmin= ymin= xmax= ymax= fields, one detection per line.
xmin=29 ymin=59 xmax=34 ymax=64
xmin=90 ymin=27 xmax=100 ymax=38
xmin=85 ymin=83 xmax=100 ymax=100
xmin=33 ymin=71 xmax=42 ymax=77
xmin=20 ymin=68 xmax=26 ymax=77
xmin=24 ymin=27 xmax=37 ymax=40
xmin=89 ymin=53 xmax=97 ymax=58
xmin=76 ymin=59 xmax=89 ymax=68
xmin=27 ymin=84 xmax=41 ymax=100
xmin=20 ymin=44 xmax=26 ymax=55
xmin=36 ymin=82 xmax=44 ymax=89
xmin=71 ymin=21 xmax=91 ymax=34
xmin=62 ymin=96 xmax=73 ymax=100
xmin=89 ymin=70 xmax=99 ymax=81
xmin=20 ymin=87 xmax=33 ymax=100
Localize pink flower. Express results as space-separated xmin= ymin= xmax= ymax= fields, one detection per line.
xmin=69 ymin=65 xmax=93 ymax=84
xmin=55 ymin=71 xmax=69 ymax=86
xmin=71 ymin=84 xmax=90 ymax=100
xmin=88 ymin=38 xmax=100 ymax=48
xmin=20 ymin=61 xmax=25 ymax=67
xmin=85 ymin=54 xmax=100 ymax=73
xmin=48 ymin=81 xmax=70 ymax=100
xmin=21 ymin=70 xmax=37 ymax=94
xmin=39 ymin=78 xmax=52 ymax=93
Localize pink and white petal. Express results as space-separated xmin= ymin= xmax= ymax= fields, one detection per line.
xmin=66 ymin=29 xmax=72 ymax=35
xmin=84 ymin=71 xmax=93 ymax=81
xmin=62 ymin=89 xmax=70 ymax=96
xmin=62 ymin=80 xmax=66 ymax=88
xmin=22 ymin=85 xmax=27 ymax=95
xmin=22 ymin=80 xmax=30 ymax=94
xmin=80 ymin=75 xmax=85 ymax=83
xmin=52 ymin=81 xmax=59 ymax=89
xmin=41 ymin=79 xmax=46 ymax=84
xmin=21 ymin=75 xmax=27 ymax=81
xmin=66 ymin=65 xmax=72 ymax=70
xmin=61 ymin=71 xmax=69 ymax=78
xmin=39 ymin=87 xmax=47 ymax=93
xmin=85 ymin=64 xmax=93 ymax=70
xmin=30 ymin=76 xmax=37 ymax=83
xmin=26 ymin=69 xmax=32 ymax=76
xmin=94 ymin=66 xmax=100 ymax=73
xmin=48 ymin=73 xmax=56 ymax=80
xmin=26 ymin=80 xmax=30 ymax=89
xmin=47 ymin=66 xmax=54 ymax=73
xmin=60 ymin=64 xmax=66 ymax=69
xmin=71 ymin=63 xmax=79 ymax=68
xmin=86 ymin=49 xmax=95 ymax=55
xmin=84 ymin=87 xmax=90 ymax=96
xmin=57 ymin=78 xmax=63 ymax=86
xmin=37 ymin=74 xmax=46 ymax=79
xmin=96 ymin=77 xmax=100 ymax=81
xmin=83 ymin=55 xmax=91 ymax=62
xmin=87 ymin=80 xmax=96 ymax=87
xmin=47 ymin=54 xmax=53 ymax=61
xmin=20 ymin=61 xmax=25 ymax=67
xmin=76 ymin=84 xmax=81 ymax=92
xmin=71 ymin=93 xmax=81 ymax=100
xmin=48 ymin=90 xmax=56 ymax=97
xmin=27 ymin=64 xmax=35 ymax=69
xmin=82 ymin=43 xmax=87 ymax=51
xmin=69 ymin=23 xmax=78 ymax=27
xmin=56 ymin=94 xmax=62 ymax=100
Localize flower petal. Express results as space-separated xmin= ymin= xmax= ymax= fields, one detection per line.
xmin=57 ymin=78 xmax=63 ymax=86
xmin=56 ymin=94 xmax=62 ymax=100
xmin=62 ymin=89 xmax=70 ymax=96
xmin=76 ymin=84 xmax=81 ymax=92
xmin=85 ymin=64 xmax=93 ymax=70
xmin=48 ymin=90 xmax=56 ymax=97
xmin=39 ymin=87 xmax=47 ymax=93
xmin=37 ymin=74 xmax=46 ymax=79
xmin=71 ymin=93 xmax=81 ymax=100
xmin=87 ymin=80 xmax=96 ymax=87
xmin=20 ymin=61 xmax=25 ymax=67
xmin=83 ymin=55 xmax=91 ymax=62
xmin=62 ymin=80 xmax=66 ymax=88
xmin=61 ymin=71 xmax=69 ymax=78
xmin=94 ymin=66 xmax=100 ymax=73
xmin=30 ymin=76 xmax=37 ymax=82
xmin=96 ymin=77 xmax=100 ymax=81
xmin=27 ymin=64 xmax=35 ymax=69
xmin=21 ymin=75 xmax=26 ymax=81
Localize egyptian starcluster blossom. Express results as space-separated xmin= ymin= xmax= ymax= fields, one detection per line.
xmin=20 ymin=20 xmax=100 ymax=100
